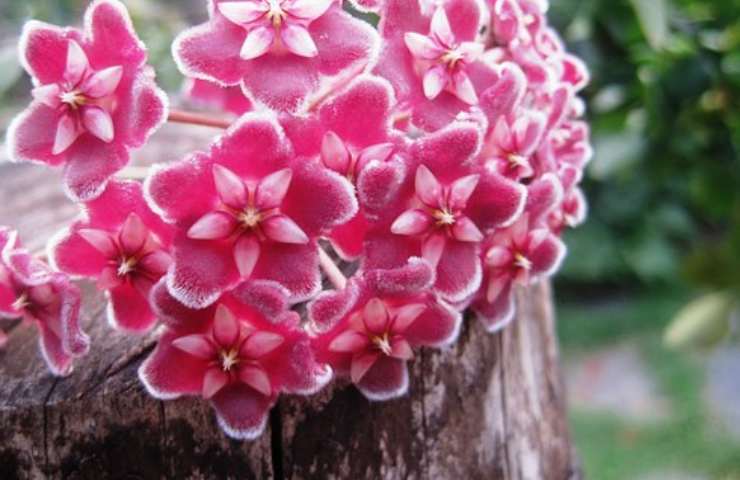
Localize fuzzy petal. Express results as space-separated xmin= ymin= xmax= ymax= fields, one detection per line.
xmin=108 ymin=283 xmax=156 ymax=333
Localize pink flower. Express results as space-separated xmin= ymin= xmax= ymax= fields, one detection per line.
xmin=0 ymin=227 xmax=89 ymax=375
xmin=139 ymin=279 xmax=330 ymax=440
xmin=280 ymin=75 xmax=407 ymax=260
xmin=309 ymin=258 xmax=460 ymax=400
xmin=548 ymin=165 xmax=587 ymax=233
xmin=374 ymin=0 xmax=497 ymax=131
xmin=484 ymin=111 xmax=546 ymax=181
xmin=472 ymin=174 xmax=566 ymax=331
xmin=7 ymin=0 xmax=168 ymax=201
xmin=49 ymin=180 xmax=174 ymax=333
xmin=183 ymin=78 xmax=252 ymax=116
xmin=173 ymin=0 xmax=379 ymax=112
xmin=145 ymin=113 xmax=357 ymax=308
xmin=364 ymin=121 xmax=526 ymax=303
xmin=403 ymin=8 xmax=484 ymax=105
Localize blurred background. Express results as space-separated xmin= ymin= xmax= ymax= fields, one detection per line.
xmin=0 ymin=1 xmax=739 ymax=478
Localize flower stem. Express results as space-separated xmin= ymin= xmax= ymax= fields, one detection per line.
xmin=318 ymin=248 xmax=347 ymax=290
xmin=167 ymin=109 xmax=231 ymax=129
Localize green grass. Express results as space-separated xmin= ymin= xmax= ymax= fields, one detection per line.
xmin=558 ymin=290 xmax=740 ymax=480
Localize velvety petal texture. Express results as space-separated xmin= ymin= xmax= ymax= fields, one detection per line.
xmin=8 ymin=0 xmax=168 ymax=201
xmin=139 ymin=280 xmax=330 ymax=439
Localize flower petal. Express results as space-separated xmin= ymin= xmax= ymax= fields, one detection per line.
xmin=77 ymin=228 xmax=117 ymax=257
xmin=392 ymin=303 xmax=427 ymax=333
xmin=390 ymin=338 xmax=414 ymax=360
xmin=53 ymin=115 xmax=82 ymax=155
xmin=211 ymin=383 xmax=273 ymax=440
xmin=391 ymin=209 xmax=433 ymax=236
xmin=203 ymin=367 xmax=229 ymax=399
xmin=289 ymin=0 xmax=334 ymax=19
xmin=82 ymin=106 xmax=115 ymax=143
xmin=421 ymin=233 xmax=447 ymax=269
xmin=452 ymin=216 xmax=484 ymax=242
xmin=187 ymin=212 xmax=237 ymax=240
xmin=415 ymin=165 xmax=442 ymax=207
xmin=172 ymin=334 xmax=214 ymax=359
xmin=404 ymin=32 xmax=443 ymax=60
xmin=108 ymin=284 xmax=157 ymax=333
xmin=241 ymin=331 xmax=285 ymax=358
xmin=363 ymin=298 xmax=389 ymax=334
xmin=281 ymin=25 xmax=318 ymax=58
xmin=328 ymin=330 xmax=369 ymax=353
xmin=350 ymin=351 xmax=380 ymax=384
xmin=119 ymin=213 xmax=148 ymax=253
xmin=213 ymin=304 xmax=240 ymax=347
xmin=234 ymin=235 xmax=261 ymax=278
xmin=356 ymin=355 xmax=409 ymax=401
xmin=213 ymin=164 xmax=247 ymax=210
xmin=256 ymin=168 xmax=293 ymax=210
xmin=448 ymin=174 xmax=480 ymax=210
xmin=218 ymin=1 xmax=268 ymax=24
xmin=31 ymin=84 xmax=62 ymax=108
xmin=64 ymin=40 xmax=89 ymax=86
xmin=82 ymin=65 xmax=123 ymax=98
xmin=423 ymin=66 xmax=448 ymax=101
xmin=240 ymin=26 xmax=275 ymax=60
xmin=262 ymin=215 xmax=309 ymax=244
xmin=321 ymin=131 xmax=351 ymax=174
xmin=239 ymin=365 xmax=272 ymax=396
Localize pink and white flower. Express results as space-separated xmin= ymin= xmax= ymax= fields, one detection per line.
xmin=374 ymin=0 xmax=498 ymax=131
xmin=484 ymin=111 xmax=546 ymax=181
xmin=280 ymin=75 xmax=407 ymax=260
xmin=472 ymin=174 xmax=566 ymax=331
xmin=7 ymin=0 xmax=168 ymax=201
xmin=145 ymin=113 xmax=357 ymax=308
xmin=309 ymin=258 xmax=460 ymax=400
xmin=173 ymin=0 xmax=379 ymax=112
xmin=364 ymin=121 xmax=526 ymax=302
xmin=139 ymin=279 xmax=330 ymax=439
xmin=0 ymin=227 xmax=89 ymax=375
xmin=49 ymin=180 xmax=174 ymax=333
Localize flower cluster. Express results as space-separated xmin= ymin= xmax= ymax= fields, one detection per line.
xmin=4 ymin=0 xmax=591 ymax=440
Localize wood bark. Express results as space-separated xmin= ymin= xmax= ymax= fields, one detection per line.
xmin=0 ymin=134 xmax=580 ymax=479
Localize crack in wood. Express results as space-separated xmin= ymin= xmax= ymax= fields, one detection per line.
xmin=42 ymin=378 xmax=60 ymax=475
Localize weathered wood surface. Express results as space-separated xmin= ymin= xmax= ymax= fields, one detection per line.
xmin=0 ymin=126 xmax=580 ymax=479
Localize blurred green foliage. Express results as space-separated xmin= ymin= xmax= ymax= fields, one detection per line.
xmin=549 ymin=0 xmax=740 ymax=293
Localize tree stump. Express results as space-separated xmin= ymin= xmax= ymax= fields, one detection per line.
xmin=0 ymin=130 xmax=580 ymax=479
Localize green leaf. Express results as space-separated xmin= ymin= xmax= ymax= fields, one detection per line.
xmin=629 ymin=0 xmax=669 ymax=50
xmin=664 ymin=292 xmax=735 ymax=350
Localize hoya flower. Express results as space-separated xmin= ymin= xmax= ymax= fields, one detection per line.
xmin=309 ymin=258 xmax=460 ymax=400
xmin=472 ymin=174 xmax=565 ymax=331
xmin=0 ymin=227 xmax=89 ymax=375
xmin=139 ymin=279 xmax=330 ymax=440
xmin=183 ymin=78 xmax=252 ymax=116
xmin=548 ymin=165 xmax=587 ymax=233
xmin=7 ymin=0 xmax=168 ymax=201
xmin=145 ymin=113 xmax=357 ymax=308
xmin=484 ymin=111 xmax=546 ymax=181
xmin=364 ymin=122 xmax=526 ymax=303
xmin=49 ymin=180 xmax=174 ymax=333
xmin=280 ymin=75 xmax=406 ymax=260
xmin=173 ymin=0 xmax=379 ymax=112
xmin=375 ymin=0 xmax=497 ymax=131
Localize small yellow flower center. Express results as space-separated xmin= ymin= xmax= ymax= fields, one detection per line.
xmin=266 ymin=1 xmax=287 ymax=28
xmin=220 ymin=349 xmax=240 ymax=372
xmin=441 ymin=50 xmax=464 ymax=69
xmin=508 ymin=153 xmax=528 ymax=168
xmin=239 ymin=208 xmax=262 ymax=229
xmin=514 ymin=253 xmax=532 ymax=271
xmin=433 ymin=209 xmax=456 ymax=226
xmin=372 ymin=332 xmax=392 ymax=356
xmin=117 ymin=257 xmax=137 ymax=277
xmin=60 ymin=90 xmax=86 ymax=109
xmin=12 ymin=293 xmax=29 ymax=312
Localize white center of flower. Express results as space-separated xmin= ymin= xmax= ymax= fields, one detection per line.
xmin=508 ymin=153 xmax=528 ymax=168
xmin=372 ymin=332 xmax=393 ymax=356
xmin=60 ymin=90 xmax=86 ymax=108
xmin=441 ymin=49 xmax=464 ymax=69
xmin=514 ymin=253 xmax=533 ymax=271
xmin=239 ymin=208 xmax=263 ymax=229
xmin=433 ymin=209 xmax=456 ymax=226
xmin=12 ymin=292 xmax=29 ymax=312
xmin=220 ymin=349 xmax=240 ymax=372
xmin=523 ymin=14 xmax=536 ymax=26
xmin=266 ymin=0 xmax=287 ymax=28
xmin=117 ymin=257 xmax=137 ymax=277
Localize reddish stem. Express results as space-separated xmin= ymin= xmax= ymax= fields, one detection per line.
xmin=168 ymin=109 xmax=231 ymax=129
